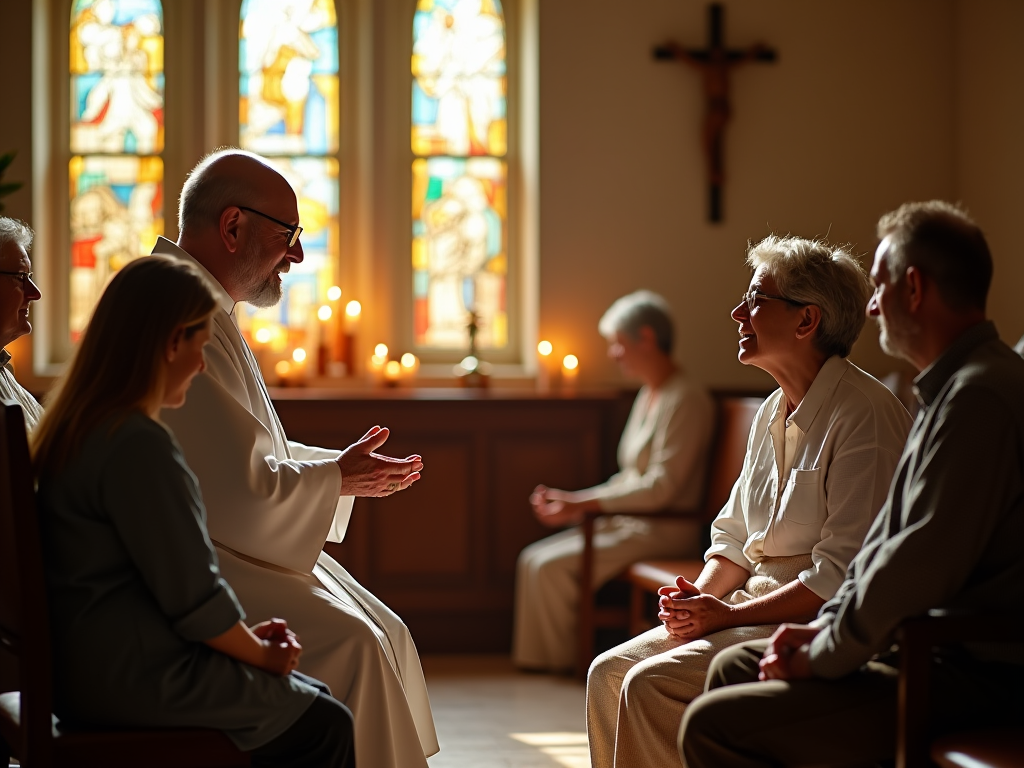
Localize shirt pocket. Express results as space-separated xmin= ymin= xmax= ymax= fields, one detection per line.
xmin=778 ymin=468 xmax=823 ymax=526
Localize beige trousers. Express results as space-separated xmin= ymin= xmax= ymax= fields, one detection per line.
xmin=512 ymin=517 xmax=700 ymax=672
xmin=586 ymin=554 xmax=813 ymax=768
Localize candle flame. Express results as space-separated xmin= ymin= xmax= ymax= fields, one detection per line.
xmin=317 ymin=305 xmax=332 ymax=321
xmin=292 ymin=348 xmax=307 ymax=363
xmin=374 ymin=343 xmax=389 ymax=358
xmin=327 ymin=286 xmax=342 ymax=301
xmin=275 ymin=360 xmax=292 ymax=376
xmin=345 ymin=300 xmax=362 ymax=318
xmin=562 ymin=354 xmax=579 ymax=371
xmin=254 ymin=327 xmax=272 ymax=344
xmin=537 ymin=340 xmax=553 ymax=356
xmin=401 ymin=353 xmax=417 ymax=368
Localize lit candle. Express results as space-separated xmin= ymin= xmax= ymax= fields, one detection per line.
xmin=290 ymin=347 xmax=308 ymax=384
xmin=400 ymin=352 xmax=420 ymax=382
xmin=274 ymin=359 xmax=292 ymax=386
xmin=369 ymin=342 xmax=388 ymax=383
xmin=537 ymin=339 xmax=553 ymax=392
xmin=562 ymin=354 xmax=579 ymax=391
xmin=316 ymin=305 xmax=332 ymax=376
xmin=343 ymin=300 xmax=362 ymax=376
xmin=384 ymin=359 xmax=402 ymax=387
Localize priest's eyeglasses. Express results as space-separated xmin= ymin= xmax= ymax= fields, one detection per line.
xmin=238 ymin=206 xmax=303 ymax=248
xmin=742 ymin=289 xmax=808 ymax=312
xmin=0 ymin=270 xmax=35 ymax=288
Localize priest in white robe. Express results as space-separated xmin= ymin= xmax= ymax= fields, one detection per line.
xmin=158 ymin=150 xmax=438 ymax=768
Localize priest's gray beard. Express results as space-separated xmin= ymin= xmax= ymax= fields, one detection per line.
xmin=237 ymin=237 xmax=288 ymax=308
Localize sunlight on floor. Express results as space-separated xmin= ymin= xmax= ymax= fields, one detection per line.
xmin=510 ymin=732 xmax=590 ymax=768
xmin=424 ymin=655 xmax=590 ymax=768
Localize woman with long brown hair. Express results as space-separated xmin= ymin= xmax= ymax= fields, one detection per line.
xmin=33 ymin=255 xmax=354 ymax=767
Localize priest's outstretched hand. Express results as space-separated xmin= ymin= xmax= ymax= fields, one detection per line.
xmin=337 ymin=425 xmax=423 ymax=497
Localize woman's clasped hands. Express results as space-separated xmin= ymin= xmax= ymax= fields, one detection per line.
xmin=657 ymin=575 xmax=734 ymax=640
xmin=251 ymin=618 xmax=303 ymax=676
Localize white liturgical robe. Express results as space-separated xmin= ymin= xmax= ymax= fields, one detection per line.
xmin=155 ymin=239 xmax=438 ymax=768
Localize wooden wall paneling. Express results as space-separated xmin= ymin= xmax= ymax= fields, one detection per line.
xmin=272 ymin=391 xmax=633 ymax=652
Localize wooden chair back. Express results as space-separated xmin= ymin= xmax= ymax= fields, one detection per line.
xmin=0 ymin=400 xmax=57 ymax=766
xmin=698 ymin=393 xmax=764 ymax=522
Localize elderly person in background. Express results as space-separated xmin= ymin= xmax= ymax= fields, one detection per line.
xmin=0 ymin=217 xmax=43 ymax=430
xmin=513 ymin=290 xmax=715 ymax=673
xmin=586 ymin=237 xmax=913 ymax=768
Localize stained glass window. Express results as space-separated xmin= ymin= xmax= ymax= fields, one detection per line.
xmin=238 ymin=0 xmax=339 ymax=356
xmin=412 ymin=0 xmax=508 ymax=350
xmin=69 ymin=0 xmax=164 ymax=342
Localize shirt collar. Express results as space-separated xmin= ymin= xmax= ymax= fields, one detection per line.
xmin=912 ymin=320 xmax=999 ymax=407
xmin=784 ymin=355 xmax=849 ymax=432
xmin=150 ymin=236 xmax=236 ymax=315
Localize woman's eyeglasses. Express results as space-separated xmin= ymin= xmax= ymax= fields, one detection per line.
xmin=0 ymin=271 xmax=35 ymax=288
xmin=741 ymin=289 xmax=807 ymax=312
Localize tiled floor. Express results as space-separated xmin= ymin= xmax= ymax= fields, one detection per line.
xmin=423 ymin=655 xmax=590 ymax=768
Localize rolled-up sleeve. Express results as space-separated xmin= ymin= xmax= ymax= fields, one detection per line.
xmin=100 ymin=421 xmax=243 ymax=643
xmin=705 ymin=473 xmax=755 ymax=574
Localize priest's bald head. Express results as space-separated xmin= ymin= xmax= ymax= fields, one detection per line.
xmin=177 ymin=149 xmax=303 ymax=307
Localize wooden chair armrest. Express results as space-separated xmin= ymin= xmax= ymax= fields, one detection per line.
xmin=581 ymin=507 xmax=702 ymax=522
xmin=897 ymin=610 xmax=1024 ymax=768
xmin=898 ymin=609 xmax=1024 ymax=647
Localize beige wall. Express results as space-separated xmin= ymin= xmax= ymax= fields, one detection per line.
xmin=0 ymin=0 xmax=1020 ymax=391
xmin=955 ymin=0 xmax=1024 ymax=350
xmin=540 ymin=0 xmax=961 ymax=389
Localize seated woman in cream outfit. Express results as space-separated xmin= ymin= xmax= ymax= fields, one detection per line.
xmin=586 ymin=237 xmax=914 ymax=768
xmin=513 ymin=290 xmax=715 ymax=673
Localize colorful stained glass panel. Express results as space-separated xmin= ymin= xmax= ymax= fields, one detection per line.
xmin=240 ymin=0 xmax=339 ymax=156
xmin=68 ymin=154 xmax=163 ymax=339
xmin=412 ymin=0 xmax=507 ymax=158
xmin=412 ymin=156 xmax=507 ymax=349
xmin=234 ymin=157 xmax=339 ymax=349
xmin=70 ymin=0 xmax=165 ymax=155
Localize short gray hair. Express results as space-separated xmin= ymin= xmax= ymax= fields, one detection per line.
xmin=877 ymin=200 xmax=991 ymax=311
xmin=178 ymin=148 xmax=264 ymax=234
xmin=598 ymin=290 xmax=674 ymax=354
xmin=0 ymin=217 xmax=34 ymax=254
xmin=746 ymin=235 xmax=870 ymax=359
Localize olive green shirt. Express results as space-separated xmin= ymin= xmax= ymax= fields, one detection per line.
xmin=809 ymin=322 xmax=1024 ymax=678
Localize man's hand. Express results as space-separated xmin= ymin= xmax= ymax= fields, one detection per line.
xmin=758 ymin=623 xmax=820 ymax=681
xmin=658 ymin=591 xmax=733 ymax=640
xmin=338 ymin=426 xmax=423 ymax=497
xmin=251 ymin=618 xmax=302 ymax=676
xmin=529 ymin=485 xmax=587 ymax=528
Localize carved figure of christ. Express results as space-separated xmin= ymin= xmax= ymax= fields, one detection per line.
xmin=654 ymin=3 xmax=776 ymax=222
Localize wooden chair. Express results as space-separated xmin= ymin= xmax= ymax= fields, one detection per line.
xmin=0 ymin=400 xmax=250 ymax=767
xmin=896 ymin=610 xmax=1024 ymax=768
xmin=575 ymin=392 xmax=764 ymax=676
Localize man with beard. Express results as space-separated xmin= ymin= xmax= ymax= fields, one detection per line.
xmin=155 ymin=150 xmax=439 ymax=768
xmin=677 ymin=200 xmax=1024 ymax=768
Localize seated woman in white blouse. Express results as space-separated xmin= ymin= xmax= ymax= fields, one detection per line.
xmin=513 ymin=290 xmax=715 ymax=673
xmin=586 ymin=236 xmax=914 ymax=768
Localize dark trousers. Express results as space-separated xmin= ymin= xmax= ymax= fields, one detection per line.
xmin=249 ymin=672 xmax=355 ymax=768
xmin=679 ymin=639 xmax=1024 ymax=768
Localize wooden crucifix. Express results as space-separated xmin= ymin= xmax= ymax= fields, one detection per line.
xmin=654 ymin=3 xmax=776 ymax=223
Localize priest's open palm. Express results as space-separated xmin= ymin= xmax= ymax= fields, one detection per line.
xmin=338 ymin=425 xmax=423 ymax=497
